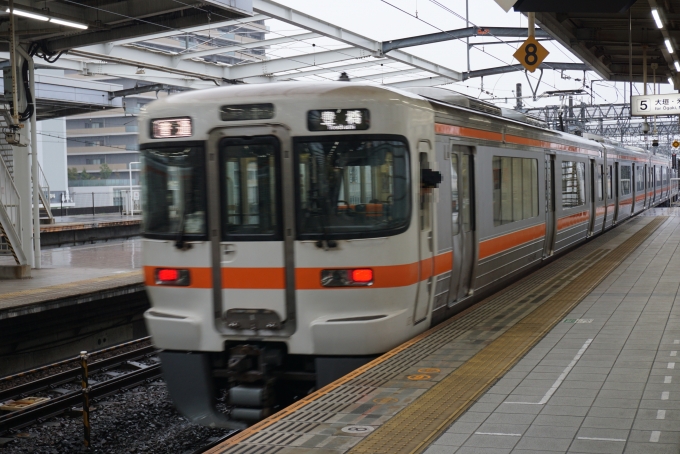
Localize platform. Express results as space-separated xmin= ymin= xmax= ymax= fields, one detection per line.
xmin=0 ymin=238 xmax=142 ymax=319
xmin=39 ymin=214 xmax=141 ymax=247
xmin=208 ymin=209 xmax=680 ymax=454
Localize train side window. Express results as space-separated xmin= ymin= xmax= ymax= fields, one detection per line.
xmin=492 ymin=155 xmax=538 ymax=226
xmin=656 ymin=166 xmax=661 ymax=187
xmin=450 ymin=154 xmax=459 ymax=236
xmin=596 ymin=165 xmax=603 ymax=201
xmin=648 ymin=167 xmax=653 ymax=189
xmin=561 ymin=161 xmax=586 ymax=208
xmin=620 ymin=165 xmax=631 ymax=196
xmin=607 ymin=165 xmax=613 ymax=199
xmin=636 ymin=166 xmax=645 ymax=192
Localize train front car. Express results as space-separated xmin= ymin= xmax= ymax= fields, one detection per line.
xmin=139 ymin=82 xmax=437 ymax=427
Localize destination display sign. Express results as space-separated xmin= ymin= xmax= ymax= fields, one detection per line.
xmin=631 ymin=93 xmax=680 ymax=116
xmin=308 ymin=109 xmax=370 ymax=131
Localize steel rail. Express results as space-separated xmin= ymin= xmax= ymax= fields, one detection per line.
xmin=0 ymin=345 xmax=156 ymax=402
xmin=0 ymin=364 xmax=162 ymax=433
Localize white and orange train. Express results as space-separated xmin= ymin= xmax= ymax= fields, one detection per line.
xmin=138 ymin=82 xmax=677 ymax=427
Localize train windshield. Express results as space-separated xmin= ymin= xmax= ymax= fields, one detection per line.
xmin=141 ymin=145 xmax=206 ymax=238
xmin=295 ymin=136 xmax=410 ymax=239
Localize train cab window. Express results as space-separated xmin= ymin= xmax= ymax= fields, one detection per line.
xmin=607 ymin=165 xmax=613 ymax=199
xmin=450 ymin=154 xmax=459 ymax=236
xmin=492 ymin=156 xmax=538 ymax=226
xmin=295 ymin=136 xmax=410 ymax=240
xmin=220 ymin=136 xmax=281 ymax=239
xmin=141 ymin=144 xmax=206 ymax=238
xmin=620 ymin=165 xmax=632 ymax=196
xmin=561 ymin=161 xmax=586 ymax=208
xmin=636 ymin=166 xmax=645 ymax=192
xmin=596 ymin=165 xmax=604 ymax=201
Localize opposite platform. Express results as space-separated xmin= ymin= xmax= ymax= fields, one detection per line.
xmin=0 ymin=238 xmax=142 ymax=319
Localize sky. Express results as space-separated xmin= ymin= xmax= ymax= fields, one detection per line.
xmin=262 ymin=0 xmax=674 ymax=112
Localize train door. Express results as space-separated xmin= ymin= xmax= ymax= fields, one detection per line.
xmin=588 ymin=159 xmax=596 ymax=236
xmin=448 ymin=145 xmax=475 ymax=304
xmin=613 ymin=162 xmax=620 ymax=223
xmin=543 ymin=154 xmax=556 ymax=258
xmin=211 ymin=130 xmax=293 ymax=336
xmin=414 ymin=142 xmax=435 ymax=323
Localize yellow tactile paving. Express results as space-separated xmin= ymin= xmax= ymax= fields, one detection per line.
xmin=348 ymin=217 xmax=666 ymax=454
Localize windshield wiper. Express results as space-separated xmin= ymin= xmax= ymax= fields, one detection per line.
xmin=174 ymin=189 xmax=192 ymax=251
xmin=310 ymin=196 xmax=337 ymax=250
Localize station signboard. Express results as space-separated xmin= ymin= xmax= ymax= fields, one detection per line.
xmin=631 ymin=93 xmax=680 ymax=116
xmin=513 ymin=36 xmax=549 ymax=73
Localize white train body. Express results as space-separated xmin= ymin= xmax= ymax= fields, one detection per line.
xmin=138 ymin=82 xmax=677 ymax=427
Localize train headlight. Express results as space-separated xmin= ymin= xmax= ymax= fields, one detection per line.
xmin=321 ymin=269 xmax=373 ymax=287
xmin=155 ymin=268 xmax=191 ymax=286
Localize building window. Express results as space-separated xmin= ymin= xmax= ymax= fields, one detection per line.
xmin=492 ymin=156 xmax=538 ymax=226
xmin=86 ymin=158 xmax=104 ymax=165
xmin=562 ymin=161 xmax=586 ymax=208
xmin=620 ymin=165 xmax=631 ymax=196
xmin=86 ymin=122 xmax=103 ymax=129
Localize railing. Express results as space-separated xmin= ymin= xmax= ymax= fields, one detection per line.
xmin=0 ymin=154 xmax=21 ymax=236
xmin=36 ymin=161 xmax=54 ymax=223
xmin=0 ymin=150 xmax=26 ymax=264
xmin=69 ymin=178 xmax=138 ymax=187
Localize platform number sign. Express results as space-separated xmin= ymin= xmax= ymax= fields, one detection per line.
xmin=513 ymin=36 xmax=549 ymax=73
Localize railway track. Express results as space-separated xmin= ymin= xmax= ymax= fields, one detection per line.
xmin=0 ymin=338 xmax=161 ymax=434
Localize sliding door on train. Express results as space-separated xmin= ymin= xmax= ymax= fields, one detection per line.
xmin=415 ymin=143 xmax=436 ymax=323
xmin=448 ymin=146 xmax=475 ymax=305
xmin=543 ymin=154 xmax=556 ymax=258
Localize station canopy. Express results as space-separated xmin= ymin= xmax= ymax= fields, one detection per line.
xmin=534 ymin=0 xmax=680 ymax=85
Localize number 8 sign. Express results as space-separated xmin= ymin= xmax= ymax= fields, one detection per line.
xmin=513 ymin=36 xmax=549 ymax=73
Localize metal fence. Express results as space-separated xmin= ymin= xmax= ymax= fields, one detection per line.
xmin=54 ymin=190 xmax=141 ymax=216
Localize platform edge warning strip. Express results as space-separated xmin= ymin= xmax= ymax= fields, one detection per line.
xmin=345 ymin=216 xmax=667 ymax=454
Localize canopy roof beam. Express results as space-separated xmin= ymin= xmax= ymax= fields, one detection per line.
xmin=382 ymin=27 xmax=550 ymax=53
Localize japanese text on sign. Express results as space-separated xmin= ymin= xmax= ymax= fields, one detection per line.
xmin=631 ymin=93 xmax=680 ymax=116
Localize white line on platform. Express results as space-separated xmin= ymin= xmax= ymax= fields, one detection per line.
xmin=657 ymin=410 xmax=666 ymax=420
xmin=577 ymin=437 xmax=626 ymax=442
xmin=675 ymin=340 xmax=679 ymax=344
xmin=504 ymin=339 xmax=592 ymax=405
xmin=668 ymin=362 xmax=675 ymax=369
xmin=671 ymin=351 xmax=677 ymax=357
xmin=665 ymin=376 xmax=673 ymax=384
xmin=650 ymin=431 xmax=661 ymax=442
xmin=475 ymin=432 xmax=522 ymax=437
xmin=662 ymin=391 xmax=669 ymax=400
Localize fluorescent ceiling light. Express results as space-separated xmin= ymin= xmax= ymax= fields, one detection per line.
xmin=675 ymin=61 xmax=680 ymax=72
xmin=49 ymin=17 xmax=88 ymax=29
xmin=5 ymin=8 xmax=87 ymax=29
xmin=6 ymin=8 xmax=48 ymax=21
xmin=666 ymin=39 xmax=674 ymax=54
xmin=652 ymin=9 xmax=664 ymax=29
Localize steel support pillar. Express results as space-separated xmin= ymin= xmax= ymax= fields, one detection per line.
xmin=13 ymin=137 xmax=33 ymax=268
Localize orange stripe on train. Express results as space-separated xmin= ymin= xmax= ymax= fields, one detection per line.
xmin=478 ymin=224 xmax=545 ymax=260
xmin=557 ymin=211 xmax=589 ymax=231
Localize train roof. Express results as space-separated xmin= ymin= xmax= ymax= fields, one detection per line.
xmin=142 ymin=81 xmax=663 ymax=162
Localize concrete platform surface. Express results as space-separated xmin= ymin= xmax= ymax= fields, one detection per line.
xmin=426 ymin=208 xmax=680 ymax=454
xmin=0 ymin=238 xmax=142 ymax=315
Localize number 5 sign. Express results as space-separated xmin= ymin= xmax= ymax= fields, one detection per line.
xmin=513 ymin=36 xmax=549 ymax=73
